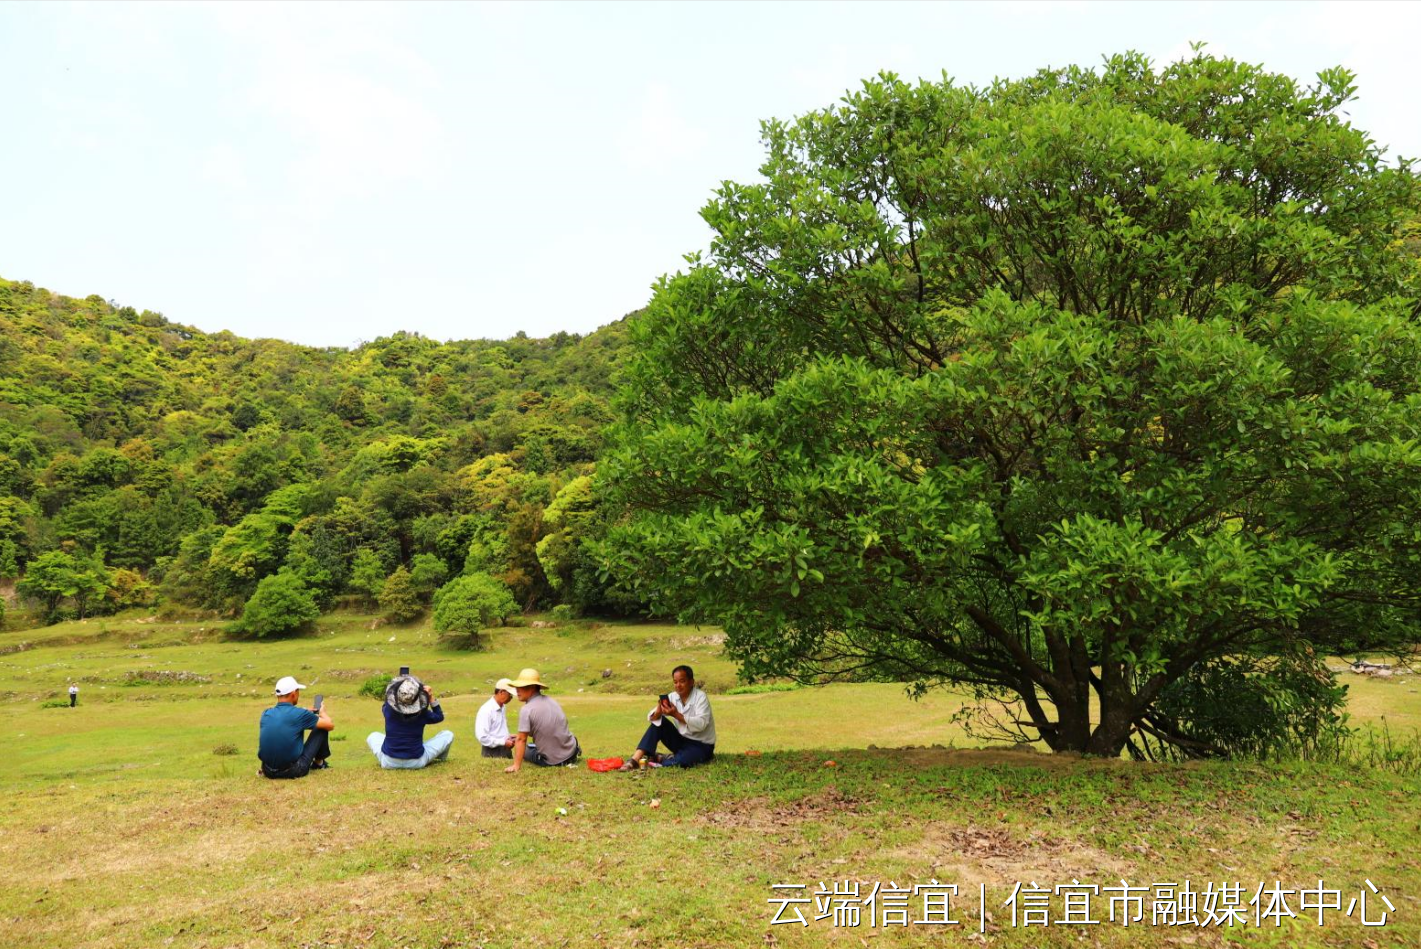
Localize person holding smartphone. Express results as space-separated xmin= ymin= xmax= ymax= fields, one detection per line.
xmin=257 ymin=676 xmax=334 ymax=779
xmin=619 ymin=665 xmax=716 ymax=770
xmin=366 ymin=673 xmax=454 ymax=769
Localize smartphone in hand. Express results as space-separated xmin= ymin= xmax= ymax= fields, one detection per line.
xmin=400 ymin=666 xmax=410 ymax=676
xmin=312 ymin=694 xmax=324 ymax=711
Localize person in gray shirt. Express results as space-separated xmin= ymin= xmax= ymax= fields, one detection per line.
xmin=503 ymin=668 xmax=580 ymax=772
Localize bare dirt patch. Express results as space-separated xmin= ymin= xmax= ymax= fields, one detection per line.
xmin=891 ymin=822 xmax=1135 ymax=886
xmin=696 ymin=788 xmax=863 ymax=833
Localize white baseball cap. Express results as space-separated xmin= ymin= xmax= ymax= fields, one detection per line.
xmin=494 ymin=678 xmax=516 ymax=696
xmin=274 ymin=675 xmax=307 ymax=696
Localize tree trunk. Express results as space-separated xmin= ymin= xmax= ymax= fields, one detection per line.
xmin=1052 ymin=680 xmax=1092 ymax=753
xmin=1084 ymin=711 xmax=1134 ymax=757
xmin=1085 ymin=658 xmax=1137 ymax=757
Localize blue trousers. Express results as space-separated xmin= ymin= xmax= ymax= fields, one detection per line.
xmin=366 ymin=730 xmax=454 ymax=769
xmin=637 ymin=718 xmax=714 ymax=768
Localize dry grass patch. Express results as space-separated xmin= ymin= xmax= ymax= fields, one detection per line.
xmin=889 ymin=822 xmax=1135 ymax=887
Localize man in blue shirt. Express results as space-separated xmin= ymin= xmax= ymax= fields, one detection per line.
xmin=258 ymin=676 xmax=334 ymax=779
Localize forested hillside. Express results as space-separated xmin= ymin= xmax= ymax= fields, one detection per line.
xmin=0 ymin=274 xmax=636 ymax=630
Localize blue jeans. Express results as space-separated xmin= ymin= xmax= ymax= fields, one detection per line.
xmin=637 ymin=719 xmax=714 ymax=768
xmin=366 ymin=730 xmax=454 ymax=769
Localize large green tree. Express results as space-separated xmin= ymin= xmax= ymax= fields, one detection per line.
xmin=603 ymin=51 xmax=1421 ymax=757
xmin=16 ymin=549 xmax=111 ymax=620
xmin=432 ymin=572 xmax=517 ymax=646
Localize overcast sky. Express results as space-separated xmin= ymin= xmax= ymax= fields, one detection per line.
xmin=2 ymin=1 xmax=1417 ymax=346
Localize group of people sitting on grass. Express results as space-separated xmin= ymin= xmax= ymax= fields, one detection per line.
xmin=256 ymin=664 xmax=716 ymax=779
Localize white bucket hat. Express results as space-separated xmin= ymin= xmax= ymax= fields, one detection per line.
xmin=385 ymin=675 xmax=429 ymax=716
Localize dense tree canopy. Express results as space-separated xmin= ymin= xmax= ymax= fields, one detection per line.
xmin=603 ymin=51 xmax=1421 ymax=757
xmin=0 ymin=272 xmax=636 ymax=624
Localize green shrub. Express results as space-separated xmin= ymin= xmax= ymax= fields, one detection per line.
xmin=549 ymin=604 xmax=575 ymax=622
xmin=233 ymin=572 xmax=320 ymax=638
xmin=358 ymin=673 xmax=393 ymax=699
xmin=1151 ymin=652 xmax=1352 ymax=761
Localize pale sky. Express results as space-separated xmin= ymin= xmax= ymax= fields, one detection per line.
xmin=2 ymin=1 xmax=1417 ymax=346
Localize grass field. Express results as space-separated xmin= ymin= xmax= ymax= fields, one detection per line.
xmin=2 ymin=610 xmax=1418 ymax=948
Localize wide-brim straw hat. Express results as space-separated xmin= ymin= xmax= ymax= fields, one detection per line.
xmin=385 ymin=675 xmax=429 ymax=716
xmin=507 ymin=668 xmax=547 ymax=690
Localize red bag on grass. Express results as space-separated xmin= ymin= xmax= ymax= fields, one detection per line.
xmin=587 ymin=757 xmax=624 ymax=772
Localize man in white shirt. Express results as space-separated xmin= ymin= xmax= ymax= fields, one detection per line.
xmin=475 ymin=678 xmax=517 ymax=758
xmin=621 ymin=665 xmax=716 ymax=769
